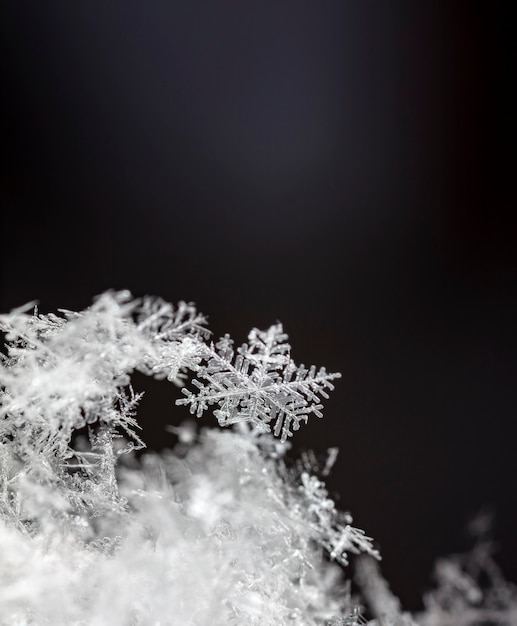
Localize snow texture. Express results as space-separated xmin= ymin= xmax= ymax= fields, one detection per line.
xmin=0 ymin=292 xmax=514 ymax=625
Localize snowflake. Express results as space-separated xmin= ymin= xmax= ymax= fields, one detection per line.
xmin=177 ymin=323 xmax=341 ymax=442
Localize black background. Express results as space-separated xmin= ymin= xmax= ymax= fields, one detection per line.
xmin=2 ymin=1 xmax=515 ymax=610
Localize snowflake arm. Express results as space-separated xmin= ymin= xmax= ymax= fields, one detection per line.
xmin=297 ymin=471 xmax=380 ymax=566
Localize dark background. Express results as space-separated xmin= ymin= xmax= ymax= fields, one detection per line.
xmin=1 ymin=1 xmax=515 ymax=610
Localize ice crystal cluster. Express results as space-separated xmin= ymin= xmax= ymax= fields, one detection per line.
xmin=0 ymin=292 xmax=514 ymax=625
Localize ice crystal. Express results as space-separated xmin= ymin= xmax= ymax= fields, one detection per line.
xmin=295 ymin=471 xmax=379 ymax=566
xmin=0 ymin=291 xmax=208 ymax=525
xmin=0 ymin=292 xmax=513 ymax=625
xmin=418 ymin=515 xmax=517 ymax=625
xmin=178 ymin=323 xmax=341 ymax=442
